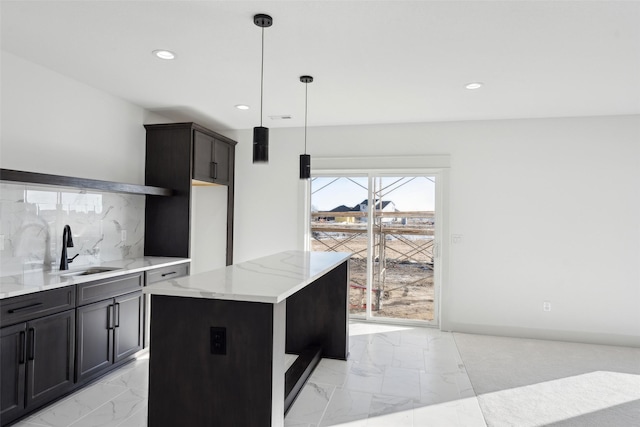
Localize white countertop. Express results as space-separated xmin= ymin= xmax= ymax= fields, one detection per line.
xmin=143 ymin=251 xmax=351 ymax=304
xmin=0 ymin=257 xmax=191 ymax=299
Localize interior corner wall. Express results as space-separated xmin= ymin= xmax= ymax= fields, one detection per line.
xmin=225 ymin=115 xmax=640 ymax=347
xmin=219 ymin=127 xmax=307 ymax=263
xmin=0 ymin=50 xmax=168 ymax=184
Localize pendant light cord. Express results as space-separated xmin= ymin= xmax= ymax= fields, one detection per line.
xmin=304 ymin=82 xmax=308 ymax=154
xmin=260 ymin=27 xmax=265 ymax=127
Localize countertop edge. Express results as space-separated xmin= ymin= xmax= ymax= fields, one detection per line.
xmin=0 ymin=257 xmax=191 ymax=300
xmin=143 ymin=251 xmax=351 ymax=304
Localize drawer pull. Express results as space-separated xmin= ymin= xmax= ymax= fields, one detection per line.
xmin=8 ymin=302 xmax=43 ymax=314
xmin=161 ymin=271 xmax=177 ymax=277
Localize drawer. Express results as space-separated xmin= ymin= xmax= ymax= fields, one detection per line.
xmin=0 ymin=286 xmax=75 ymax=326
xmin=77 ymin=273 xmax=143 ymax=306
xmin=145 ymin=263 xmax=190 ymax=285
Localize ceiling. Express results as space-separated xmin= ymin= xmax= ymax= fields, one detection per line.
xmin=2 ymin=1 xmax=639 ymax=132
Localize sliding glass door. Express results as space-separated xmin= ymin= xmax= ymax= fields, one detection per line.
xmin=310 ymin=173 xmax=438 ymax=325
xmin=310 ymin=176 xmax=369 ymax=316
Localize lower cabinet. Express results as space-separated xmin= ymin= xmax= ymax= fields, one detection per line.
xmin=0 ymin=310 xmax=75 ymax=425
xmin=0 ymin=263 xmax=186 ymax=426
xmin=0 ymin=323 xmax=26 ymax=424
xmin=76 ymin=291 xmax=143 ymax=384
xmin=143 ymin=263 xmax=190 ymax=348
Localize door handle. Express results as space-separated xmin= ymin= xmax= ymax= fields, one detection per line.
xmin=19 ymin=331 xmax=26 ymax=364
xmin=210 ymin=162 xmax=218 ymax=179
xmin=107 ymin=305 xmax=114 ymax=330
xmin=27 ymin=328 xmax=35 ymax=361
xmin=114 ymin=303 xmax=120 ymax=328
xmin=161 ymin=271 xmax=177 ymax=277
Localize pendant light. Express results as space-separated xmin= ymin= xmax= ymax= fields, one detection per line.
xmin=299 ymin=75 xmax=313 ymax=179
xmin=253 ymin=14 xmax=272 ymax=163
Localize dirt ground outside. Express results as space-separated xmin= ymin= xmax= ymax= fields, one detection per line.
xmin=311 ymin=234 xmax=435 ymax=321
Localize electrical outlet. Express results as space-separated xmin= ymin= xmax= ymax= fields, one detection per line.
xmin=451 ymin=234 xmax=463 ymax=244
xmin=543 ymin=301 xmax=551 ymax=312
xmin=120 ymin=230 xmax=127 ymax=242
xmin=210 ymin=327 xmax=227 ymax=355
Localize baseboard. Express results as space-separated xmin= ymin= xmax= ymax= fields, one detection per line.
xmin=443 ymin=322 xmax=640 ymax=348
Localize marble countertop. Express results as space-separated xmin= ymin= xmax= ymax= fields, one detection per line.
xmin=143 ymin=250 xmax=351 ymax=304
xmin=0 ymin=257 xmax=191 ymax=299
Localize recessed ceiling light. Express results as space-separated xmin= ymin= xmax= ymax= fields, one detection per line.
xmin=235 ymin=104 xmax=250 ymax=110
xmin=152 ymin=50 xmax=176 ymax=60
xmin=465 ymin=82 xmax=484 ymax=90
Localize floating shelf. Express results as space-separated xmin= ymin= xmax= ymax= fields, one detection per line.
xmin=0 ymin=169 xmax=172 ymax=196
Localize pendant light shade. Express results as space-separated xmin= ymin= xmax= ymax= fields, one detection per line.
xmin=254 ymin=126 xmax=269 ymax=163
xmin=299 ymin=75 xmax=313 ymax=179
xmin=253 ymin=14 xmax=272 ymax=163
xmin=300 ymin=154 xmax=311 ymax=179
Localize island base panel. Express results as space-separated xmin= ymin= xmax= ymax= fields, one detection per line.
xmin=286 ymin=260 xmax=349 ymax=359
xmin=148 ymin=295 xmax=285 ymax=427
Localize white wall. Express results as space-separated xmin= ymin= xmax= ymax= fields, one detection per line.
xmin=190 ymin=185 xmax=228 ymax=274
xmin=224 ymin=115 xmax=640 ymax=347
xmin=1 ymin=51 xmax=168 ymax=183
xmin=220 ymin=127 xmax=306 ymax=263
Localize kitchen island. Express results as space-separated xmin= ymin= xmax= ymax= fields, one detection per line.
xmin=144 ymin=250 xmax=351 ymax=427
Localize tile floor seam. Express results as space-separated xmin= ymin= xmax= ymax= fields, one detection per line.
xmin=114 ymin=404 xmax=146 ymax=427
xmin=452 ymin=332 xmax=490 ymax=427
xmin=316 ymin=383 xmax=338 ymax=426
xmin=64 ymin=386 xmax=133 ymax=427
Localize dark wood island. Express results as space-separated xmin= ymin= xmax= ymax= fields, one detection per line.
xmin=143 ymin=251 xmax=351 ymax=427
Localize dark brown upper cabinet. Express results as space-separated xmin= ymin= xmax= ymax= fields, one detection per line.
xmin=193 ymin=131 xmax=231 ymax=186
xmin=144 ymin=122 xmax=236 ymax=265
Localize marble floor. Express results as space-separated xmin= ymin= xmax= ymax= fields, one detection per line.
xmin=12 ymin=322 xmax=486 ymax=426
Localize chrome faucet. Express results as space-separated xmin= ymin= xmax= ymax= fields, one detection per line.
xmin=59 ymin=225 xmax=78 ymax=270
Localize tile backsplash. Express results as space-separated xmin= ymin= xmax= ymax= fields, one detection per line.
xmin=0 ymin=182 xmax=145 ymax=276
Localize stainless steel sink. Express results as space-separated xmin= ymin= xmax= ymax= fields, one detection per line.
xmin=59 ymin=267 xmax=121 ymax=277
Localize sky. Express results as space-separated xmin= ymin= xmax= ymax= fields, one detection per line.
xmin=311 ymin=176 xmax=436 ymax=212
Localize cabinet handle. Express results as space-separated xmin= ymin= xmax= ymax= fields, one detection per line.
xmin=107 ymin=305 xmax=114 ymax=330
xmin=8 ymin=302 xmax=43 ymax=314
xmin=19 ymin=331 xmax=26 ymax=364
xmin=114 ymin=303 xmax=120 ymax=328
xmin=27 ymin=328 xmax=35 ymax=361
xmin=161 ymin=271 xmax=177 ymax=277
xmin=210 ymin=162 xmax=218 ymax=179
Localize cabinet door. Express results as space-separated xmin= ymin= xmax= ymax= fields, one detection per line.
xmin=0 ymin=323 xmax=26 ymax=424
xmin=76 ymin=299 xmax=113 ymax=383
xmin=213 ymin=139 xmax=231 ymax=186
xmin=26 ymin=310 xmax=75 ymax=409
xmin=113 ymin=292 xmax=143 ymax=363
xmin=193 ymin=131 xmax=214 ymax=183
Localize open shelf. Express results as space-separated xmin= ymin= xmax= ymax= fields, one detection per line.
xmin=0 ymin=169 xmax=172 ymax=196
